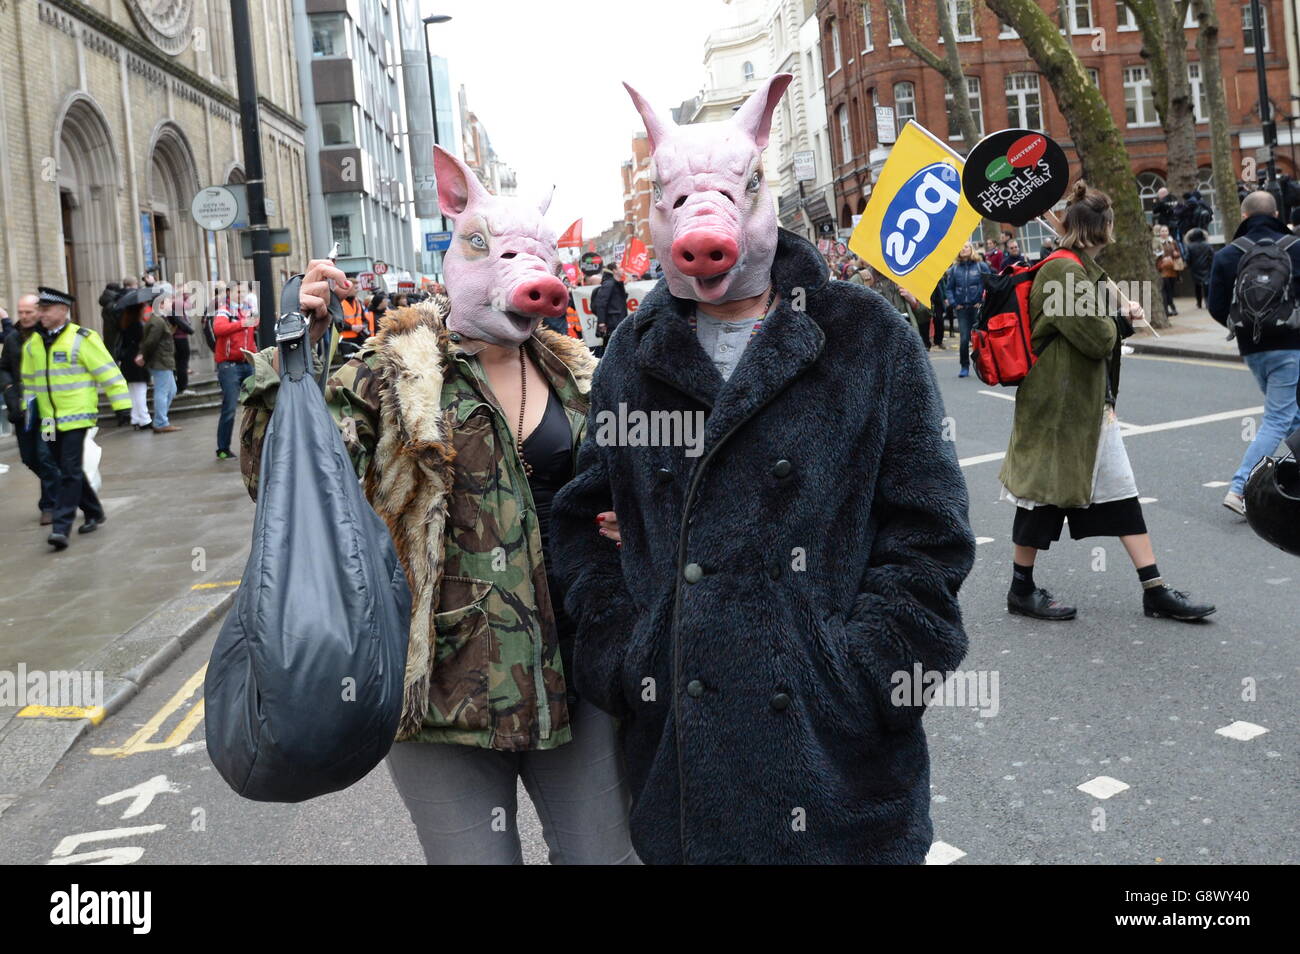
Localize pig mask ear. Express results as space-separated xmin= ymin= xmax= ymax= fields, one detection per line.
xmin=732 ymin=73 xmax=793 ymax=148
xmin=433 ymin=144 xmax=490 ymax=220
xmin=538 ymin=184 xmax=555 ymax=217
xmin=623 ymin=82 xmax=671 ymax=152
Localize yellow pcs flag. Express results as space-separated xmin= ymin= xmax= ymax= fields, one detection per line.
xmin=849 ymin=122 xmax=983 ymax=301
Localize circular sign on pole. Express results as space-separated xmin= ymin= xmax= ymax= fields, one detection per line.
xmin=961 ymin=129 xmax=1070 ymax=227
xmin=579 ymin=252 xmax=603 ymax=276
xmin=190 ymin=185 xmax=240 ymax=232
xmin=373 ymin=261 xmax=389 ymax=275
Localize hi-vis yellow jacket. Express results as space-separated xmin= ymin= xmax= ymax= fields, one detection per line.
xmin=21 ymin=323 xmax=130 ymax=432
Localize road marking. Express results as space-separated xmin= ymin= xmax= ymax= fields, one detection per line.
xmin=1215 ymin=721 xmax=1269 ymax=741
xmin=91 ymin=665 xmax=207 ymax=757
xmin=1203 ymin=480 xmax=1230 ymax=488
xmin=959 ymin=406 xmax=1265 ymax=468
xmin=1126 ymin=354 xmax=1248 ymax=371
xmin=1077 ymin=776 xmax=1130 ymax=800
xmin=16 ymin=705 xmax=106 ymax=724
xmin=191 ymin=580 xmax=240 ymax=590
xmin=47 ymin=826 xmax=166 ymax=865
xmin=98 ymin=775 xmax=182 ymax=819
xmin=1139 ymin=497 xmax=1158 ymax=504
xmin=978 ymin=390 xmax=1016 ymax=402
xmin=926 ymin=840 xmax=966 ymax=864
xmin=975 ymin=536 xmax=995 ymax=545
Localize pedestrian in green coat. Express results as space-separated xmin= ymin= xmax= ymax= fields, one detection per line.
xmin=1000 ymin=182 xmax=1215 ymax=624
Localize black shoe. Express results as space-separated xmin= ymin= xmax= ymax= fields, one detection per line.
xmin=1007 ymin=586 xmax=1077 ymax=620
xmin=1143 ymin=585 xmax=1215 ymax=621
xmin=78 ymin=516 xmax=106 ymax=534
xmin=47 ymin=532 xmax=69 ymax=551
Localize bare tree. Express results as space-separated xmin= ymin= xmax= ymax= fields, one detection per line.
xmin=882 ymin=0 xmax=999 ymax=241
xmin=1191 ymin=0 xmax=1242 ymax=229
xmin=983 ymin=0 xmax=1169 ymax=327
xmin=1122 ymin=0 xmax=1197 ymax=195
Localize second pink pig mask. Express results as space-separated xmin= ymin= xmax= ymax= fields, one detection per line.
xmin=625 ymin=74 xmax=793 ymax=304
xmin=433 ymin=145 xmax=567 ymax=345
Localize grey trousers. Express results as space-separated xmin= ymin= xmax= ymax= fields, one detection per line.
xmin=385 ymin=701 xmax=639 ymax=865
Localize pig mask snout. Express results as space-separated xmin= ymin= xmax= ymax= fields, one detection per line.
xmin=508 ymin=272 xmax=567 ymax=318
xmin=671 ymin=229 xmax=739 ymax=278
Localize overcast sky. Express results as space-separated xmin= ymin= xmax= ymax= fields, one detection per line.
xmin=421 ymin=0 xmax=738 ymax=237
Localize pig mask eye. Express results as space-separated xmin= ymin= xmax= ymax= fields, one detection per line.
xmin=652 ymin=181 xmax=663 ymax=203
xmin=468 ymin=233 xmax=488 ymax=250
xmin=747 ymin=170 xmax=762 ymax=193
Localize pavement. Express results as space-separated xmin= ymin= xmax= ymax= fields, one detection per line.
xmin=0 ymin=328 xmax=1295 ymax=865
xmin=1124 ymin=297 xmax=1241 ymax=363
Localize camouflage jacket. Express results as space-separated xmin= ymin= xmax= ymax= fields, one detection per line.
xmin=238 ymin=300 xmax=596 ymax=750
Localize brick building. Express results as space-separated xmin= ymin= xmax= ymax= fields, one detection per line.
xmin=620 ymin=131 xmax=655 ymax=264
xmin=0 ymin=0 xmax=310 ymax=338
xmin=815 ymin=0 xmax=1294 ymax=250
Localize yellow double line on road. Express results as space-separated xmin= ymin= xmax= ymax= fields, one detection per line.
xmin=90 ymin=665 xmax=207 ymax=758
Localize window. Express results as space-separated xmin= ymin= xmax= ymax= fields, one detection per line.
xmin=862 ymin=2 xmax=873 ymax=52
xmin=1196 ymin=166 xmax=1223 ymax=239
xmin=946 ymin=0 xmax=977 ymax=40
xmin=743 ymin=60 xmax=755 ymax=81
xmin=318 ymin=104 xmax=356 ymax=146
xmin=1087 ymin=68 xmax=1101 ymax=88
xmin=1136 ymin=170 xmax=1166 ymax=221
xmin=945 ymin=76 xmax=984 ymax=140
xmin=310 ymin=13 xmax=349 ymax=57
xmin=888 ymin=5 xmax=903 ymax=45
xmin=1244 ymin=2 xmax=1269 ymax=52
xmin=894 ymin=81 xmax=916 ymax=134
xmin=1123 ymin=66 xmax=1158 ymax=126
xmin=1061 ymin=0 xmax=1094 ymax=32
xmin=838 ymin=106 xmax=852 ymax=164
xmin=1188 ymin=62 xmax=1208 ymax=123
xmin=1115 ymin=1 xmax=1136 ymax=31
xmin=1005 ymin=72 xmax=1042 ymax=130
xmin=998 ymin=15 xmax=1018 ymax=37
xmin=829 ymin=19 xmax=842 ymax=72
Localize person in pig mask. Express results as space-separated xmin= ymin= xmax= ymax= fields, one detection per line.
xmin=237 ymin=145 xmax=637 ymax=865
xmin=551 ymin=75 xmax=975 ymax=864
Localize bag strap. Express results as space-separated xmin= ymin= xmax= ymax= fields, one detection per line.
xmin=1276 ymin=235 xmax=1300 ymax=252
xmin=1231 ymin=237 xmax=1256 ymax=254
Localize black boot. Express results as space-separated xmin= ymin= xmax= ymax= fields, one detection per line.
xmin=47 ymin=532 xmax=69 ymax=551
xmin=1007 ymin=587 xmax=1077 ymax=620
xmin=78 ymin=515 xmax=106 ymax=534
xmin=1143 ymin=585 xmax=1215 ymax=621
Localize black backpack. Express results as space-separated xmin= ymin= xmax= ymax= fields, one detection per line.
xmin=201 ymin=313 xmax=217 ymax=352
xmin=1228 ymin=236 xmax=1300 ymax=343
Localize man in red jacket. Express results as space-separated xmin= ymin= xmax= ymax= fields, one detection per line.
xmin=213 ymin=289 xmax=258 ymax=460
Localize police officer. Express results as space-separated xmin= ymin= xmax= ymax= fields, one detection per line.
xmin=21 ymin=287 xmax=132 ymax=550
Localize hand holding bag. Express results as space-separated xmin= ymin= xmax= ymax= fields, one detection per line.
xmin=205 ymin=277 xmax=411 ymax=802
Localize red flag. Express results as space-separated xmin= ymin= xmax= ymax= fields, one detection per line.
xmin=621 ymin=237 xmax=650 ymax=277
xmin=558 ymin=219 xmax=583 ymax=248
xmin=562 ymin=263 xmax=580 ymax=284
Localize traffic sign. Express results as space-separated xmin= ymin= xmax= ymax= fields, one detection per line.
xmin=374 ymin=261 xmax=389 ymax=275
xmin=191 ymin=186 xmax=240 ymax=232
xmin=425 ymin=231 xmax=453 ymax=252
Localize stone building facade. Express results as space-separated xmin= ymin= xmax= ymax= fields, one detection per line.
xmin=0 ymin=0 xmax=310 ymax=340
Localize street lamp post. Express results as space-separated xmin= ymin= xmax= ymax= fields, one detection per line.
xmin=230 ymin=0 xmax=277 ymax=349
xmin=1249 ymin=0 xmax=1284 ymax=220
xmin=422 ymin=15 xmax=452 ymax=279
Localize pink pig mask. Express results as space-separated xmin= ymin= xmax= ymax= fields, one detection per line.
xmin=433 ymin=144 xmax=567 ymax=345
xmin=625 ymin=74 xmax=793 ymax=305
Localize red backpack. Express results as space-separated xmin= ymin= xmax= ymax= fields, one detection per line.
xmin=970 ymin=249 xmax=1081 ymax=387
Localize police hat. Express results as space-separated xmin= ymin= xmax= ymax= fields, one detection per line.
xmin=37 ymin=286 xmax=76 ymax=307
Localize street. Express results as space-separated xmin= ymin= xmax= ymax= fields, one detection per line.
xmin=0 ymin=346 xmax=1293 ymax=865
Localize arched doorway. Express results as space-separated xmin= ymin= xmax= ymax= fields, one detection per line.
xmin=145 ymin=124 xmax=204 ymax=290
xmin=56 ymin=96 xmax=121 ymax=330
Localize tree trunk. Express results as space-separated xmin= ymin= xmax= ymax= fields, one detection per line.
xmin=883 ymin=0 xmax=999 ymax=241
xmin=983 ymin=0 xmax=1169 ymax=327
xmin=1126 ymin=1 xmax=1198 ymax=194
xmin=1192 ymin=0 xmax=1242 ymax=231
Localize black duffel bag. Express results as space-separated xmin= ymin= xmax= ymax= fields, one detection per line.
xmin=205 ymin=277 xmax=411 ymax=802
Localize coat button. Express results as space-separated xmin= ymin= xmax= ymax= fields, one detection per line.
xmin=770 ymin=691 xmax=791 ymax=711
xmin=771 ymin=459 xmax=792 ymax=478
xmin=683 ymin=562 xmax=703 ymax=583
xmin=686 ymin=679 xmax=704 ymax=698
xmin=656 ymin=467 xmax=673 ymax=484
